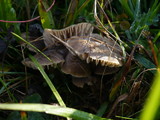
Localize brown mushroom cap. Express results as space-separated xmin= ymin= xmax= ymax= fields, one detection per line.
xmin=43 ymin=23 xmax=93 ymax=48
xmin=66 ymin=34 xmax=124 ymax=67
xmin=60 ymin=53 xmax=91 ymax=77
xmin=22 ymin=49 xmax=65 ymax=69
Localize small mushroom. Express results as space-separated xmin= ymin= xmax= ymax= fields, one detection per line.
xmin=22 ymin=49 xmax=65 ymax=69
xmin=60 ymin=53 xmax=91 ymax=77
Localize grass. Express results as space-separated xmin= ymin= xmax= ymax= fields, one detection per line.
xmin=0 ymin=103 xmax=109 ymax=120
xmin=140 ymin=69 xmax=160 ymax=120
xmin=0 ymin=0 xmax=160 ymax=120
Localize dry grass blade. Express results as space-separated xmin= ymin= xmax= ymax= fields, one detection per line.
xmin=107 ymin=93 xmax=128 ymax=117
xmin=50 ymin=33 xmax=79 ymax=56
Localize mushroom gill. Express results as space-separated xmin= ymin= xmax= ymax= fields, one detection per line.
xmin=43 ymin=23 xmax=94 ymax=48
xmin=22 ymin=49 xmax=65 ymax=69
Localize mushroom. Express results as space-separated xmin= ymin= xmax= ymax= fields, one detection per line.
xmin=60 ymin=52 xmax=91 ymax=77
xmin=22 ymin=48 xmax=65 ymax=69
xmin=22 ymin=22 xmax=125 ymax=87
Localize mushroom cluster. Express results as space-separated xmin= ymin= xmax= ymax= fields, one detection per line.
xmin=22 ymin=23 xmax=125 ymax=87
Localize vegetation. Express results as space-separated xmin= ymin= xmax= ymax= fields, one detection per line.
xmin=0 ymin=0 xmax=160 ymax=120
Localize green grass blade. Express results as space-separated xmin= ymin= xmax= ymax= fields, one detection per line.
xmin=115 ymin=116 xmax=134 ymax=120
xmin=128 ymin=0 xmax=134 ymax=14
xmin=0 ymin=79 xmax=10 ymax=95
xmin=134 ymin=54 xmax=156 ymax=74
xmin=0 ymin=103 xmax=109 ymax=120
xmin=38 ymin=0 xmax=54 ymax=29
xmin=153 ymin=31 xmax=160 ymax=43
xmin=76 ymin=0 xmax=92 ymax=15
xmin=0 ymin=77 xmax=17 ymax=102
xmin=64 ymin=0 xmax=78 ymax=27
xmin=149 ymin=2 xmax=160 ymax=23
xmin=29 ymin=55 xmax=66 ymax=107
xmin=149 ymin=0 xmax=160 ymax=14
xmin=119 ymin=0 xmax=134 ymax=20
xmin=140 ymin=69 xmax=160 ymax=120
xmin=96 ymin=102 xmax=108 ymax=117
xmin=134 ymin=0 xmax=140 ymax=18
xmin=0 ymin=0 xmax=20 ymax=33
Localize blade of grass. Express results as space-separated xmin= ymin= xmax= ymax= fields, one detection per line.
xmin=153 ymin=31 xmax=160 ymax=43
xmin=38 ymin=0 xmax=54 ymax=29
xmin=0 ymin=103 xmax=109 ymax=120
xmin=64 ymin=0 xmax=78 ymax=27
xmin=0 ymin=77 xmax=17 ymax=102
xmin=96 ymin=102 xmax=108 ymax=117
xmin=119 ymin=0 xmax=134 ymax=20
xmin=0 ymin=72 xmax=25 ymax=75
xmin=109 ymin=44 xmax=136 ymax=100
xmin=149 ymin=2 xmax=160 ymax=23
xmin=94 ymin=0 xmax=119 ymax=41
xmin=128 ymin=0 xmax=134 ymax=14
xmin=140 ymin=69 xmax=160 ymax=120
xmin=97 ymin=1 xmax=120 ymax=40
xmin=134 ymin=0 xmax=140 ymax=18
xmin=149 ymin=0 xmax=160 ymax=15
xmin=29 ymin=55 xmax=66 ymax=107
xmin=0 ymin=81 xmax=10 ymax=94
xmin=115 ymin=116 xmax=134 ymax=120
xmin=134 ymin=54 xmax=156 ymax=74
xmin=76 ymin=0 xmax=92 ymax=15
xmin=0 ymin=0 xmax=20 ymax=33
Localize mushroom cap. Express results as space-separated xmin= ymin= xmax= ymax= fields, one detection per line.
xmin=43 ymin=23 xmax=93 ymax=48
xmin=60 ymin=53 xmax=91 ymax=77
xmin=22 ymin=49 xmax=65 ymax=69
xmin=66 ymin=34 xmax=125 ymax=67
